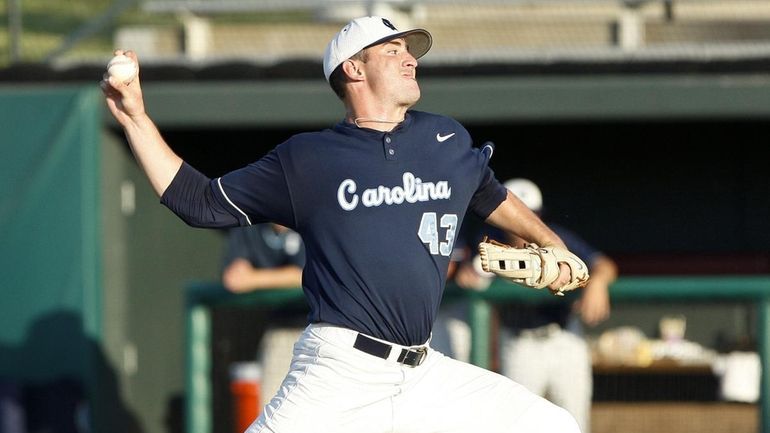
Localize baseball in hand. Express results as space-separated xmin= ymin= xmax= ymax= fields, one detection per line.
xmin=107 ymin=53 xmax=137 ymax=84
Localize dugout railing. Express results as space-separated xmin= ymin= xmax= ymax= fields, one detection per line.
xmin=184 ymin=276 xmax=770 ymax=433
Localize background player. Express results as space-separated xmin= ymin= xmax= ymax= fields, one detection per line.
xmin=101 ymin=16 xmax=584 ymax=433
xmin=448 ymin=178 xmax=617 ymax=432
xmin=220 ymin=223 xmax=307 ymax=402
xmin=498 ymin=178 xmax=617 ymax=433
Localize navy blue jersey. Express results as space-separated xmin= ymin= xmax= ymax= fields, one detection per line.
xmin=221 ymin=224 xmax=305 ymax=271
xmin=551 ymin=224 xmax=602 ymax=268
xmin=167 ymin=110 xmax=506 ymax=345
xmin=221 ymin=223 xmax=309 ymax=327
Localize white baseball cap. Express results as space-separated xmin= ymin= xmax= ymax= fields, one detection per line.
xmin=323 ymin=16 xmax=432 ymax=82
xmin=504 ymin=178 xmax=543 ymax=213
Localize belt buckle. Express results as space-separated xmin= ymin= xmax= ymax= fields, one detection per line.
xmin=528 ymin=324 xmax=559 ymax=339
xmin=399 ymin=346 xmax=427 ymax=367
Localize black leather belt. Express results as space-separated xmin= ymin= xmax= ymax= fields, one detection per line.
xmin=353 ymin=334 xmax=427 ymax=367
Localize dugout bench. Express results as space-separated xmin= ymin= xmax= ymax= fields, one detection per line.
xmin=185 ymin=276 xmax=770 ymax=433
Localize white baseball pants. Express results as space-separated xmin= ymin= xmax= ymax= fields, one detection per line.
xmin=245 ymin=323 xmax=580 ymax=433
xmin=499 ymin=326 xmax=592 ymax=433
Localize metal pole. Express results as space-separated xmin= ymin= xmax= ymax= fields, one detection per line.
xmin=759 ymin=297 xmax=770 ymax=433
xmin=469 ymin=296 xmax=491 ymax=368
xmin=187 ymin=303 xmax=213 ymax=433
xmin=664 ymin=0 xmax=674 ymax=22
xmin=8 ymin=0 xmax=22 ymax=63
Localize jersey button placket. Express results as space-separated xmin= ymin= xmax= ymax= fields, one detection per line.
xmin=384 ymin=135 xmax=397 ymax=160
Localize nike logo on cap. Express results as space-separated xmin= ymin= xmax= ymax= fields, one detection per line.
xmin=436 ymin=132 xmax=455 ymax=142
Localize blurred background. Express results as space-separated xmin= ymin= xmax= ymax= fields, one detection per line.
xmin=1 ymin=1 xmax=770 ymax=433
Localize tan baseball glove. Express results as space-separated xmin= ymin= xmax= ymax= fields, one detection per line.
xmin=478 ymin=237 xmax=590 ymax=295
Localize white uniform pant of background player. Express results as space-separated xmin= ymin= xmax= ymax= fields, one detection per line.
xmin=500 ymin=326 xmax=592 ymax=433
xmin=246 ymin=323 xmax=581 ymax=433
xmin=257 ymin=327 xmax=305 ymax=400
xmin=430 ymin=301 xmax=473 ymax=362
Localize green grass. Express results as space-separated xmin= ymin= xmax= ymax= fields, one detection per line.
xmin=0 ymin=0 xmax=312 ymax=67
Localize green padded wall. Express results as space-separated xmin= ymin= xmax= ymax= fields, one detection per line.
xmin=0 ymin=85 xmax=101 ymax=380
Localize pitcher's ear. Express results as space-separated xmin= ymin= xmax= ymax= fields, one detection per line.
xmin=342 ymin=59 xmax=364 ymax=81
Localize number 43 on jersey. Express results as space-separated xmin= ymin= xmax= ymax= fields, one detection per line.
xmin=418 ymin=212 xmax=458 ymax=256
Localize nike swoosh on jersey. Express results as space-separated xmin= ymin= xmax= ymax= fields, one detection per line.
xmin=436 ymin=132 xmax=455 ymax=142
